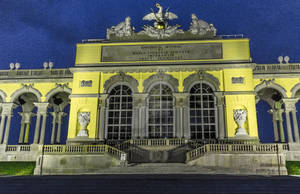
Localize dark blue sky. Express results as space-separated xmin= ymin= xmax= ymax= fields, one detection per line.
xmin=0 ymin=0 xmax=300 ymax=69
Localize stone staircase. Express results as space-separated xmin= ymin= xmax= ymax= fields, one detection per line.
xmin=116 ymin=139 xmax=193 ymax=163
xmin=111 ymin=139 xmax=290 ymax=175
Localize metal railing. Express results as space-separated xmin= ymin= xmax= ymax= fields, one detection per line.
xmin=186 ymin=143 xmax=287 ymax=162
xmin=217 ymin=34 xmax=244 ymax=39
xmin=253 ymin=63 xmax=300 ymax=74
xmin=0 ymin=68 xmax=72 ymax=79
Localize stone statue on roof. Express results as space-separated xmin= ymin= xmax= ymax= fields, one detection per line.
xmin=138 ymin=3 xmax=183 ymax=39
xmin=189 ymin=14 xmax=216 ymax=36
xmin=106 ymin=16 xmax=135 ymax=39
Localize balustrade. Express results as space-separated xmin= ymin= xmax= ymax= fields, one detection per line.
xmin=253 ymin=63 xmax=300 ymax=74
xmin=42 ymin=144 xmax=126 ymax=161
xmin=186 ymin=143 xmax=287 ymax=162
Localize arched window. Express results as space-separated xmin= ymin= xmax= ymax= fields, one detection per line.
xmin=107 ymin=85 xmax=133 ymax=140
xmin=148 ymin=83 xmax=174 ymax=138
xmin=189 ymin=83 xmax=217 ymax=140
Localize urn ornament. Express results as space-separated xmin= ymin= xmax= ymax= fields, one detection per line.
xmin=233 ymin=109 xmax=248 ymax=136
xmin=77 ymin=112 xmax=90 ymax=137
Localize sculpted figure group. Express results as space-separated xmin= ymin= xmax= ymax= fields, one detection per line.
xmin=106 ymin=4 xmax=217 ymax=40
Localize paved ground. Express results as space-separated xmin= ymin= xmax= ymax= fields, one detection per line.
xmin=0 ymin=174 xmax=300 ymax=194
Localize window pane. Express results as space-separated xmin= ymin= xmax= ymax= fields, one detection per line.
xmin=107 ymin=85 xmax=133 ymax=140
xmin=189 ymin=83 xmax=216 ymax=140
xmin=148 ymin=83 xmax=174 ymax=138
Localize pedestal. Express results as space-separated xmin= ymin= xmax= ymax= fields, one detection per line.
xmin=66 ymin=137 xmax=102 ymax=145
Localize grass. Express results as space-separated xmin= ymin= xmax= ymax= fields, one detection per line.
xmin=0 ymin=162 xmax=35 ymax=176
xmin=286 ymin=161 xmax=300 ymax=175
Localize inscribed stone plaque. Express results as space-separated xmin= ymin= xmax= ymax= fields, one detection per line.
xmin=101 ymin=43 xmax=222 ymax=62
xmin=80 ymin=80 xmax=92 ymax=87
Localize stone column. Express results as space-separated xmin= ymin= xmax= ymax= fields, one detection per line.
xmin=282 ymin=99 xmax=299 ymax=143
xmin=34 ymin=103 xmax=49 ymax=144
xmin=56 ymin=112 xmax=65 ymax=144
xmin=2 ymin=103 xmax=15 ymax=145
xmin=133 ymin=93 xmax=148 ymax=139
xmin=18 ymin=123 xmax=25 ymax=144
xmin=0 ymin=114 xmax=6 ymax=143
xmin=278 ymin=109 xmax=285 ymax=143
xmin=18 ymin=112 xmax=33 ymax=144
xmin=33 ymin=113 xmax=41 ymax=144
xmin=98 ymin=94 xmax=108 ymax=141
xmin=292 ymin=109 xmax=300 ymax=143
xmin=268 ymin=109 xmax=279 ymax=142
xmin=24 ymin=123 xmax=30 ymax=143
xmin=274 ymin=101 xmax=285 ymax=143
xmin=215 ymin=92 xmax=225 ymax=139
xmin=173 ymin=93 xmax=189 ymax=138
xmin=50 ymin=112 xmax=57 ymax=144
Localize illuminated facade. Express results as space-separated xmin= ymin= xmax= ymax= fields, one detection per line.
xmin=0 ymin=5 xmax=299 ymax=175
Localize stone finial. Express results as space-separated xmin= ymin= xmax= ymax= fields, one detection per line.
xmin=278 ymin=56 xmax=283 ymax=64
xmin=284 ymin=56 xmax=290 ymax=64
xmin=48 ymin=62 xmax=54 ymax=69
xmin=43 ymin=62 xmax=48 ymax=69
xmin=9 ymin=63 xmax=14 ymax=70
xmin=15 ymin=62 xmax=20 ymax=70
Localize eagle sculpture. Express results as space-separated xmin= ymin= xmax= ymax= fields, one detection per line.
xmin=142 ymin=3 xmax=178 ymax=30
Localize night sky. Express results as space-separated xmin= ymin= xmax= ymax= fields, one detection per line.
xmin=0 ymin=0 xmax=300 ymax=70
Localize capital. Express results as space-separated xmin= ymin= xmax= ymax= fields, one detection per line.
xmin=133 ymin=93 xmax=148 ymax=107
xmin=214 ymin=91 xmax=225 ymax=106
xmin=281 ymin=98 xmax=299 ymax=112
xmin=99 ymin=94 xmax=109 ymax=107
xmin=34 ymin=102 xmax=49 ymax=114
xmin=0 ymin=102 xmax=15 ymax=115
xmin=173 ymin=93 xmax=189 ymax=107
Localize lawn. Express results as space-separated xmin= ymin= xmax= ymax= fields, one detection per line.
xmin=286 ymin=161 xmax=300 ymax=175
xmin=0 ymin=162 xmax=35 ymax=176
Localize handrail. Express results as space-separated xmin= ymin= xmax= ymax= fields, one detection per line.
xmin=186 ymin=143 xmax=286 ymax=162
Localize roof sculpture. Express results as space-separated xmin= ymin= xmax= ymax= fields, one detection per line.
xmin=106 ymin=3 xmax=217 ymax=41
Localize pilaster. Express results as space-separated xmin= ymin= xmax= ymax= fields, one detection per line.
xmin=132 ymin=93 xmax=148 ymax=138
xmin=215 ymin=92 xmax=225 ymax=139
xmin=98 ymin=94 xmax=108 ymax=141
xmin=173 ymin=92 xmax=189 ymax=138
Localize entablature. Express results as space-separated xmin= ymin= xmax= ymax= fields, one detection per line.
xmin=0 ymin=68 xmax=73 ymax=81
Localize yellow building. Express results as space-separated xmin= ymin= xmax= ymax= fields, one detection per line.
xmin=0 ymin=6 xmax=299 ymax=175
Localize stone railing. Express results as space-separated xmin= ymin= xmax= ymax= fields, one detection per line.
xmin=253 ymin=63 xmax=300 ymax=74
xmin=5 ymin=145 xmax=17 ymax=152
xmin=116 ymin=138 xmax=188 ymax=150
xmin=43 ymin=144 xmax=126 ymax=161
xmin=186 ymin=144 xmax=286 ymax=162
xmin=0 ymin=68 xmax=72 ymax=79
xmin=5 ymin=145 xmax=32 ymax=152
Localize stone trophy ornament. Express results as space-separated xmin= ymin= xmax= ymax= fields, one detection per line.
xmin=138 ymin=3 xmax=184 ymax=39
xmin=105 ymin=4 xmax=217 ymax=40
xmin=77 ymin=112 xmax=90 ymax=137
xmin=233 ymin=109 xmax=248 ymax=136
xmin=189 ymin=14 xmax=216 ymax=36
xmin=106 ymin=17 xmax=135 ymax=39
